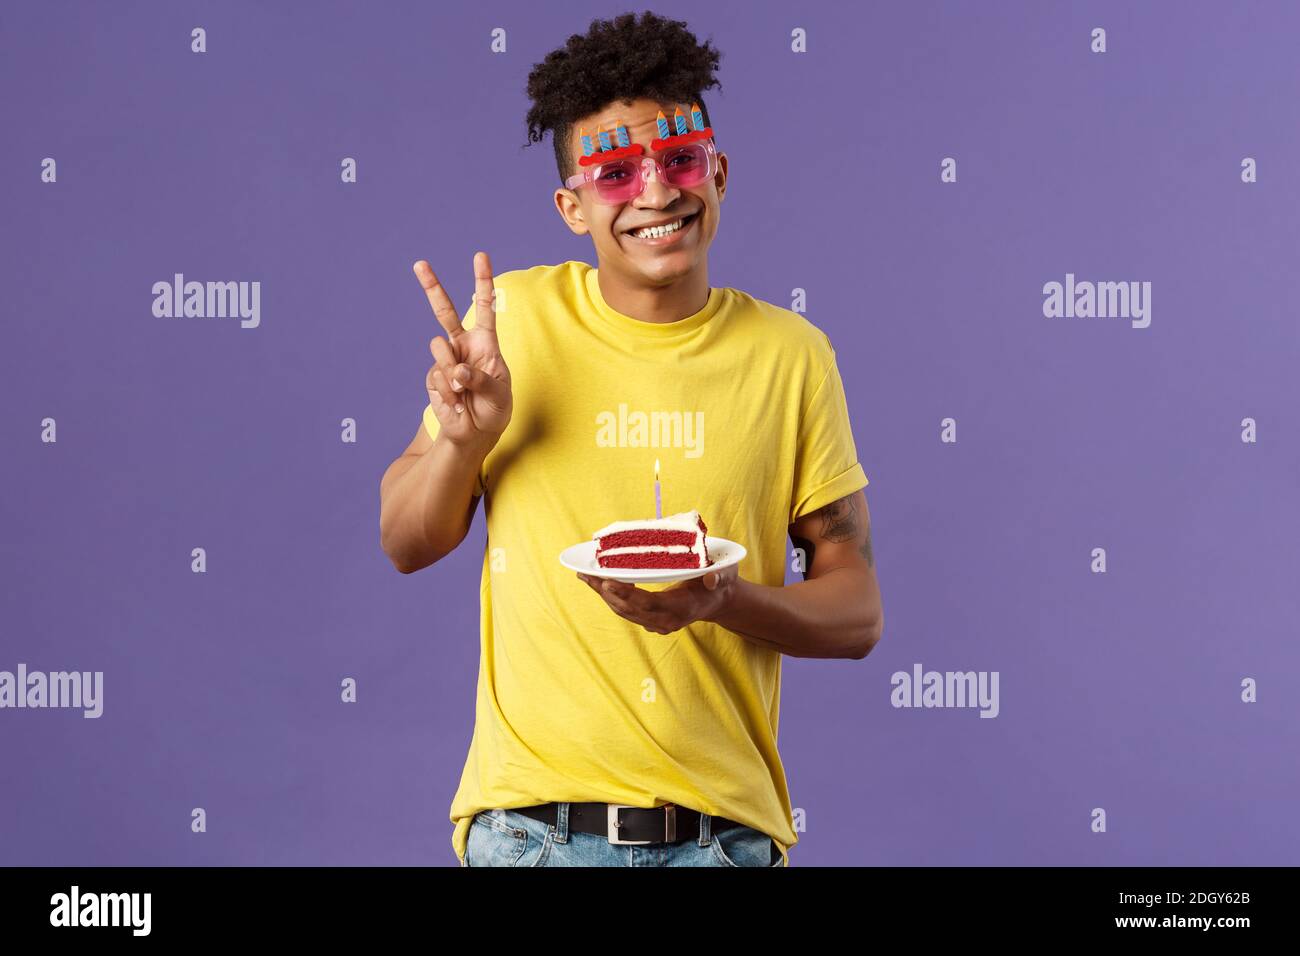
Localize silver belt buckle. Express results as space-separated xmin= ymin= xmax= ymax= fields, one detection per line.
xmin=607 ymin=804 xmax=676 ymax=845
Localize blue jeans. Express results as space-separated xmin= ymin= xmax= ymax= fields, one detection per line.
xmin=462 ymin=804 xmax=786 ymax=867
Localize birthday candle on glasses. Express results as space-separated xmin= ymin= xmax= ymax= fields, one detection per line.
xmin=615 ymin=121 xmax=630 ymax=148
xmin=690 ymin=102 xmax=704 ymax=131
xmin=673 ymin=106 xmax=688 ymax=135
xmin=656 ymin=109 xmax=670 ymax=139
xmin=654 ymin=459 xmax=661 ymax=519
xmin=580 ymin=127 xmax=595 ymax=156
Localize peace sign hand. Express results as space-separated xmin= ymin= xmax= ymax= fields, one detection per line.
xmin=414 ymin=251 xmax=513 ymax=448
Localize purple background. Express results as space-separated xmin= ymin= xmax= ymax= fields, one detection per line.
xmin=3 ymin=0 xmax=1297 ymax=866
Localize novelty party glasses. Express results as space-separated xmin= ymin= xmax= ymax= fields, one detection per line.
xmin=564 ymin=138 xmax=718 ymax=205
xmin=566 ymin=104 xmax=717 ymax=204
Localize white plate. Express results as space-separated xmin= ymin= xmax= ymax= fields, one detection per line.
xmin=559 ymin=536 xmax=747 ymax=584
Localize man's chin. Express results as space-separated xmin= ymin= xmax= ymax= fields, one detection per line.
xmin=618 ymin=244 xmax=697 ymax=283
xmin=636 ymin=259 xmax=696 ymax=287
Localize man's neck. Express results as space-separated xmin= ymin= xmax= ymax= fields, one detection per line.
xmin=595 ymin=266 xmax=710 ymax=324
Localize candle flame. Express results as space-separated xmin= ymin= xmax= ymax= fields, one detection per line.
xmin=654 ymin=458 xmax=660 ymax=478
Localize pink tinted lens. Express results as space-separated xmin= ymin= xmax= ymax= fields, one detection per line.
xmin=592 ymin=144 xmax=711 ymax=201
xmin=593 ymin=161 xmax=644 ymax=202
xmin=661 ymin=144 xmax=711 ymax=187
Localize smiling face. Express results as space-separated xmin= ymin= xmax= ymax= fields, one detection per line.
xmin=554 ymin=97 xmax=728 ymax=289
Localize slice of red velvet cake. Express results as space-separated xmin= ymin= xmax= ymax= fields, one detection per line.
xmin=592 ymin=510 xmax=713 ymax=570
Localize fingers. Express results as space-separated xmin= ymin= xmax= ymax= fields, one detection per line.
xmin=453 ymin=363 xmax=510 ymax=407
xmin=413 ymin=260 xmax=465 ymax=338
xmin=429 ymin=335 xmax=461 ymax=380
xmin=427 ymin=390 xmax=454 ymax=427
xmin=427 ymin=366 xmax=462 ymax=414
xmin=578 ymin=576 xmax=677 ymax=633
xmin=430 ymin=332 xmax=508 ymax=408
xmin=579 ymin=574 xmax=633 ymax=607
xmin=471 ymin=251 xmax=497 ymax=333
xmin=429 ymin=335 xmax=475 ymax=408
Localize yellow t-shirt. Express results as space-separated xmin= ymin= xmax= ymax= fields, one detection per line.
xmin=420 ymin=260 xmax=868 ymax=865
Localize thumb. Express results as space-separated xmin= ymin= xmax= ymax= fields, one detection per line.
xmin=703 ymin=571 xmax=719 ymax=590
xmin=453 ymin=363 xmax=510 ymax=407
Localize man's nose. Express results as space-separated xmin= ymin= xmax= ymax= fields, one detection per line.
xmin=638 ymin=160 xmax=678 ymax=204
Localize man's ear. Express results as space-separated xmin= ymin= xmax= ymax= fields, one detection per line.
xmin=715 ymin=151 xmax=728 ymax=203
xmin=554 ymin=188 xmax=590 ymax=236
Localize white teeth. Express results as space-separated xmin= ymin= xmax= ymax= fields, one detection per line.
xmin=632 ymin=216 xmax=688 ymax=239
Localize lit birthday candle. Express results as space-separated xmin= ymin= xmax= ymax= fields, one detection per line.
xmin=656 ymin=109 xmax=670 ymax=139
xmin=597 ymin=125 xmax=611 ymax=151
xmin=580 ymin=127 xmax=594 ymax=156
xmin=654 ymin=459 xmax=661 ymax=519
xmin=690 ymin=102 xmax=704 ymax=131
xmin=615 ymin=120 xmax=630 ymax=148
xmin=673 ymin=106 xmax=688 ymax=135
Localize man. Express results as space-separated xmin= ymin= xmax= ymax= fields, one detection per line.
xmin=379 ymin=11 xmax=883 ymax=867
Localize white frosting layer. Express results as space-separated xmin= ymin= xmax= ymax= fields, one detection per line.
xmin=599 ymin=545 xmax=692 ymax=556
xmin=592 ymin=510 xmax=702 ymax=539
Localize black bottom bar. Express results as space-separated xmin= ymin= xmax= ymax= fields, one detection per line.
xmin=0 ymin=865 xmax=1284 ymax=940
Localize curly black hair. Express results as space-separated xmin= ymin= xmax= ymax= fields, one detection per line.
xmin=525 ymin=10 xmax=723 ymax=184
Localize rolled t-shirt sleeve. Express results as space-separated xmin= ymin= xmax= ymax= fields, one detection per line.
xmin=789 ymin=352 xmax=869 ymax=524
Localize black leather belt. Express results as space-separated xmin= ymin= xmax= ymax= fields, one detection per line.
xmin=509 ymin=802 xmax=742 ymax=845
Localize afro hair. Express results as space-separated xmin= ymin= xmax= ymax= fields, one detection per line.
xmin=524 ymin=10 xmax=723 ymax=184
